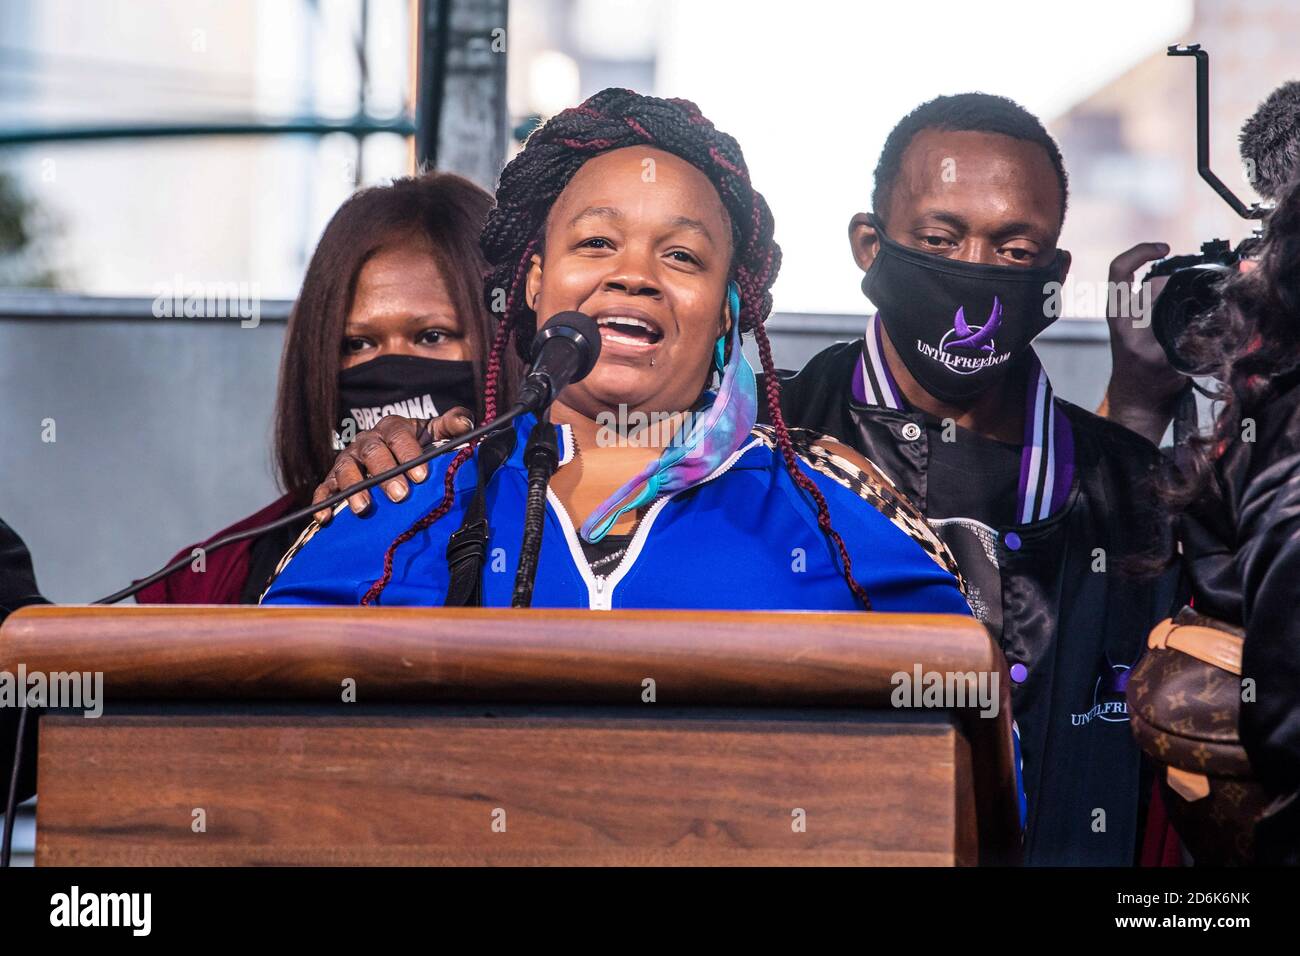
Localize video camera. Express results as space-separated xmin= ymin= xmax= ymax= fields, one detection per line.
xmin=1146 ymin=45 xmax=1266 ymax=375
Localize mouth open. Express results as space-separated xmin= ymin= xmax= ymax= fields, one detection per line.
xmin=596 ymin=314 xmax=665 ymax=351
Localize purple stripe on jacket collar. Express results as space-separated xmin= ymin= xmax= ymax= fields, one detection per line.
xmin=851 ymin=313 xmax=903 ymax=409
xmin=851 ymin=349 xmax=867 ymax=402
xmin=852 ymin=314 xmax=1074 ymax=524
xmin=1015 ymin=352 xmax=1075 ymax=523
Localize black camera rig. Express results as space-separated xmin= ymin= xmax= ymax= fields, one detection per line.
xmin=1146 ymin=44 xmax=1266 ymax=375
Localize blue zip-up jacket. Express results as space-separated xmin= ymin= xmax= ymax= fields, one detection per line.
xmin=262 ymin=414 xmax=971 ymax=614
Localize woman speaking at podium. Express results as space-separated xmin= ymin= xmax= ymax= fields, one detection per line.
xmin=262 ymin=90 xmax=969 ymax=615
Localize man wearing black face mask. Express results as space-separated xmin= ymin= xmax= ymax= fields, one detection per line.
xmin=778 ymin=94 xmax=1179 ymax=866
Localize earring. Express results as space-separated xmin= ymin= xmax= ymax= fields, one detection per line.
xmin=716 ymin=280 xmax=742 ymax=371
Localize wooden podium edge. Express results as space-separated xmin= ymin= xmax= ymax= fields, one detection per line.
xmin=2 ymin=605 xmax=1021 ymax=863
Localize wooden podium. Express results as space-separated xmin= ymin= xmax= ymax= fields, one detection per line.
xmin=0 ymin=606 xmax=1020 ymax=866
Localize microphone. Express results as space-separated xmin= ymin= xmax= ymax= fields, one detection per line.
xmin=516 ymin=311 xmax=602 ymax=412
xmin=506 ymin=312 xmax=599 ymax=607
xmin=1239 ymin=80 xmax=1300 ymax=202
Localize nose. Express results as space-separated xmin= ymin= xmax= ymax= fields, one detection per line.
xmin=602 ymin=249 xmax=662 ymax=298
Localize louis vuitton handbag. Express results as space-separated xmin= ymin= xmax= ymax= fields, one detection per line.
xmin=1127 ymin=606 xmax=1271 ymax=865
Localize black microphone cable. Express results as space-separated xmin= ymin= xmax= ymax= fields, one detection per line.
xmin=511 ymin=411 xmax=560 ymax=609
xmin=1 ymin=707 xmax=26 ymax=867
xmin=94 ymin=404 xmax=532 ymax=606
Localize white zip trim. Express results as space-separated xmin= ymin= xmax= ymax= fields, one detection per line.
xmin=557 ymin=423 xmax=576 ymax=466
xmin=544 ymin=435 xmax=763 ymax=610
xmin=546 ymin=487 xmax=609 ymax=609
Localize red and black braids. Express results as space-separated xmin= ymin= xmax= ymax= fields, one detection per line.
xmin=359 ymin=281 xmax=517 ymax=605
xmin=365 ymin=88 xmax=871 ymax=608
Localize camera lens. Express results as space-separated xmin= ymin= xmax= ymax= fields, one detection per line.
xmin=1151 ymin=263 xmax=1232 ymax=375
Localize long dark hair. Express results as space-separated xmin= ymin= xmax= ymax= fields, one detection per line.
xmin=1159 ymin=171 xmax=1300 ymax=522
xmin=274 ymin=172 xmax=505 ymax=503
xmin=360 ymin=88 xmax=874 ymax=609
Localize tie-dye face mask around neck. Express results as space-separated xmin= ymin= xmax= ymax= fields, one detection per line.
xmin=579 ymin=281 xmax=758 ymax=543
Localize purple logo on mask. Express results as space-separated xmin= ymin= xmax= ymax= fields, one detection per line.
xmin=942 ymin=297 xmax=1002 ymax=353
xmin=915 ymin=296 xmax=1011 ymax=376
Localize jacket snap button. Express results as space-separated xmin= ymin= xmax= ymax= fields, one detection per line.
xmin=901 ymin=422 xmax=922 ymax=441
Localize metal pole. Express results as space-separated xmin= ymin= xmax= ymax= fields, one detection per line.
xmin=413 ymin=0 xmax=508 ymax=189
xmin=415 ymin=0 xmax=452 ymax=171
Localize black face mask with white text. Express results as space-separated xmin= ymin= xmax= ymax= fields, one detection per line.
xmin=860 ymin=215 xmax=1067 ymax=404
xmin=334 ymin=354 xmax=477 ymax=447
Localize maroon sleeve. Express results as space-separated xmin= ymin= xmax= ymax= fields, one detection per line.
xmin=134 ymin=494 xmax=299 ymax=605
xmin=1138 ymin=778 xmax=1184 ymax=866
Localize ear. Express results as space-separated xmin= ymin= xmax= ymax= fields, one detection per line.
xmin=1056 ymin=248 xmax=1073 ymax=284
xmin=848 ymin=212 xmax=881 ymax=274
xmin=525 ymin=252 xmax=543 ymax=312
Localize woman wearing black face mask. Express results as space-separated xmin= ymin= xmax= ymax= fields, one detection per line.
xmin=136 ymin=172 xmax=511 ymax=605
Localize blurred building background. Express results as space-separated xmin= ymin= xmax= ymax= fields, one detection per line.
xmin=1053 ymin=0 xmax=1295 ymax=309
xmin=0 ymin=0 xmax=1294 ymax=607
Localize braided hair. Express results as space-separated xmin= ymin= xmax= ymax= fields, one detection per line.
xmin=362 ymin=88 xmax=871 ymax=608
